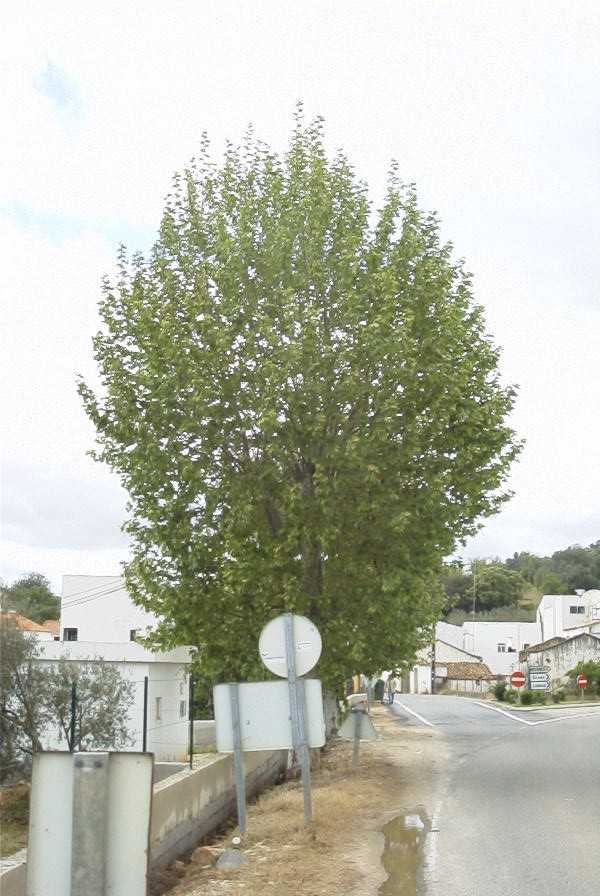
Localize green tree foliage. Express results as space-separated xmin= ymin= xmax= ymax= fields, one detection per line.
xmin=532 ymin=569 xmax=567 ymax=594
xmin=0 ymin=617 xmax=48 ymax=779
xmin=1 ymin=573 xmax=60 ymax=623
xmin=468 ymin=563 xmax=525 ymax=610
xmin=568 ymin=660 xmax=600 ymax=696
xmin=79 ymin=113 xmax=520 ymax=685
xmin=549 ymin=544 xmax=600 ymax=592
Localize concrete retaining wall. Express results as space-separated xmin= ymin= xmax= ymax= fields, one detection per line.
xmin=150 ymin=749 xmax=287 ymax=869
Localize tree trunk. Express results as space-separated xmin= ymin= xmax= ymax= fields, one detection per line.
xmin=295 ymin=459 xmax=323 ymax=609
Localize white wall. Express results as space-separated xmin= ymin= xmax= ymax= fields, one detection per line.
xmin=34 ymin=642 xmax=191 ymax=761
xmin=435 ymin=621 xmax=464 ymax=649
xmin=147 ymin=663 xmax=190 ymax=762
xmin=436 ymin=641 xmax=481 ymax=663
xmin=537 ymin=593 xmax=600 ymax=642
xmin=462 ymin=621 xmax=541 ymax=675
xmin=61 ymin=575 xmax=158 ymax=643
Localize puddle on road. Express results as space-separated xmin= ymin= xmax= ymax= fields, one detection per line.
xmin=378 ymin=808 xmax=430 ymax=896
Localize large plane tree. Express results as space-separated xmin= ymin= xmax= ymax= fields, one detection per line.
xmin=80 ymin=112 xmax=521 ymax=685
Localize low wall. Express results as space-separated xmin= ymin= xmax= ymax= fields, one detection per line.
xmin=193 ymin=719 xmax=216 ymax=749
xmin=0 ymin=749 xmax=287 ymax=893
xmin=150 ymin=749 xmax=287 ymax=869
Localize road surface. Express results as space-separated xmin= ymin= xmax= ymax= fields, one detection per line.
xmin=390 ymin=695 xmax=600 ymax=896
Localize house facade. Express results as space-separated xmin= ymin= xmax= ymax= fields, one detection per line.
xmin=519 ymin=632 xmax=600 ymax=687
xmin=33 ymin=575 xmax=193 ymax=761
xmin=537 ymin=590 xmax=600 ymax=642
xmin=462 ymin=621 xmax=541 ymax=676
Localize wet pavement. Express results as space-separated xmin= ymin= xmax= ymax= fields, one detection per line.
xmin=378 ymin=809 xmax=429 ymax=896
xmin=387 ymin=695 xmax=600 ymax=896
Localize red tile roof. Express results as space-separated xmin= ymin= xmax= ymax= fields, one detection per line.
xmin=444 ymin=661 xmax=495 ymax=681
xmin=41 ymin=619 xmax=59 ymax=635
xmin=0 ymin=612 xmax=51 ymax=633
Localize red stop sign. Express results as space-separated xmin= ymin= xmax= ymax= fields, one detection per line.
xmin=577 ymin=674 xmax=588 ymax=689
xmin=511 ymin=670 xmax=526 ymax=688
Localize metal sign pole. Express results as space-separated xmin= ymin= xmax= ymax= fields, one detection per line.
xmin=284 ymin=612 xmax=313 ymax=824
xmin=352 ymin=709 xmax=363 ymax=768
xmin=229 ymin=683 xmax=247 ymax=835
xmin=188 ymin=673 xmax=194 ymax=769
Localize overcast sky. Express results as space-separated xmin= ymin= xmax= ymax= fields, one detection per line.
xmin=2 ymin=1 xmax=599 ymax=593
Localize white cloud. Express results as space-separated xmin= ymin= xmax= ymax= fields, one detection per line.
xmin=2 ymin=0 xmax=600 ymax=584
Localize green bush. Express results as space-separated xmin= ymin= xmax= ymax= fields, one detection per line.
xmin=532 ymin=690 xmax=547 ymax=705
xmin=551 ymin=689 xmax=566 ymax=703
xmin=505 ymin=689 xmax=518 ymax=704
xmin=519 ymin=690 xmax=534 ymax=705
xmin=494 ymin=682 xmax=507 ymax=701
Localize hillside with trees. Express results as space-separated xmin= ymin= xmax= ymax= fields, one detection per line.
xmin=442 ymin=541 xmax=600 ymax=623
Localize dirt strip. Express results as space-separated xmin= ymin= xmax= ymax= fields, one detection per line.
xmin=151 ymin=705 xmax=447 ymax=896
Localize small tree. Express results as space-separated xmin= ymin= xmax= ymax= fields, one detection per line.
xmin=0 ymin=618 xmax=50 ymax=780
xmin=46 ymin=658 xmax=135 ymax=751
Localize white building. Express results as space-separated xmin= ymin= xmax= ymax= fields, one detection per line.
xmin=60 ymin=574 xmax=158 ymax=643
xmin=537 ymin=590 xmax=600 ymax=642
xmin=462 ymin=620 xmax=541 ymax=676
xmin=35 ymin=575 xmax=193 ymax=761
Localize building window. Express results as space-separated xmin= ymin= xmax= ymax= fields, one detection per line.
xmin=179 ymin=682 xmax=184 ymax=696
xmin=569 ymin=605 xmax=585 ymax=614
xmin=179 ymin=700 xmax=187 ymax=719
xmin=63 ymin=628 xmax=78 ymax=641
xmin=130 ymin=629 xmax=138 ymax=641
xmin=497 ymin=643 xmax=506 ymax=653
xmin=155 ymin=697 xmax=162 ymax=721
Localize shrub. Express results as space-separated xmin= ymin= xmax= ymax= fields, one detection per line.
xmin=505 ymin=689 xmax=517 ymax=704
xmin=519 ymin=690 xmax=534 ymax=705
xmin=494 ymin=682 xmax=507 ymax=701
xmin=532 ymin=690 xmax=547 ymax=705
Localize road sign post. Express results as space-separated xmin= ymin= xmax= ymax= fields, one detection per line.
xmin=229 ymin=684 xmax=247 ymax=835
xmin=510 ymin=669 xmax=526 ymax=704
xmin=577 ymin=673 xmax=588 ymax=701
xmin=283 ymin=613 xmax=313 ymax=824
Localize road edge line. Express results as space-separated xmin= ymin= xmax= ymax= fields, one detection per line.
xmin=393 ymin=700 xmax=436 ymax=728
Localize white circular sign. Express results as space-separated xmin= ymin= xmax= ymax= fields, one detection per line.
xmin=258 ymin=614 xmax=322 ymax=678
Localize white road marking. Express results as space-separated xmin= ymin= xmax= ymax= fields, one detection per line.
xmin=474 ymin=701 xmax=535 ymax=726
xmin=475 ymin=701 xmax=600 ymax=728
xmin=394 ymin=700 xmax=436 ymax=727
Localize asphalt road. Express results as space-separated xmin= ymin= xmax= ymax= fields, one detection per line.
xmin=390 ymin=695 xmax=600 ymax=896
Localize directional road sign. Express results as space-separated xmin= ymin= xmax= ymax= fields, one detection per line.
xmin=528 ymin=667 xmax=550 ymax=691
